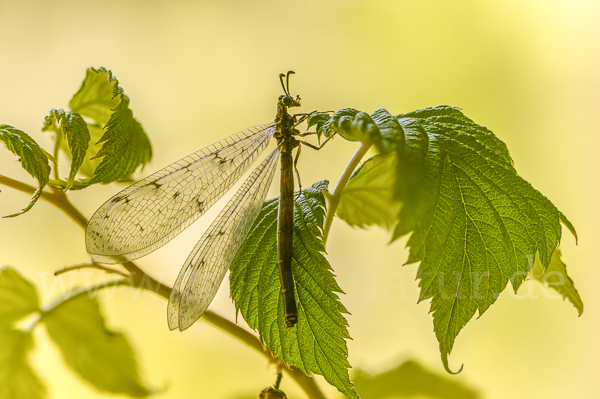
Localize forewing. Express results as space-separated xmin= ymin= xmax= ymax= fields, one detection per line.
xmin=86 ymin=124 xmax=275 ymax=264
xmin=167 ymin=148 xmax=280 ymax=331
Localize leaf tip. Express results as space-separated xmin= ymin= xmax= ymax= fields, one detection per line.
xmin=559 ymin=211 xmax=578 ymax=245
xmin=3 ymin=208 xmax=26 ymax=218
xmin=442 ymin=354 xmax=464 ymax=375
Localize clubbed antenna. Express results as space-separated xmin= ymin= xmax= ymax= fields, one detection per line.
xmin=286 ymin=70 xmax=295 ymax=95
xmin=279 ymin=70 xmax=295 ymax=96
xmin=279 ymin=73 xmax=289 ymax=96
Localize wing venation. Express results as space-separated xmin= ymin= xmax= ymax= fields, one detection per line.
xmin=167 ymin=148 xmax=281 ymax=330
xmin=86 ymin=124 xmax=275 ymax=263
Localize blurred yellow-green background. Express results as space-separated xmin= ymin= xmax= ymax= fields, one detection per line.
xmin=1 ymin=0 xmax=598 ymax=398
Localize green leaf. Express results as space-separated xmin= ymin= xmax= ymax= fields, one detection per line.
xmin=75 ymin=123 xmax=106 ymax=177
xmin=314 ymin=108 xmax=360 ymax=140
xmin=559 ymin=211 xmax=578 ymax=244
xmin=85 ymin=98 xmax=152 ymax=186
xmin=230 ymin=181 xmax=357 ymax=399
xmin=337 ymin=152 xmax=401 ymax=229
xmin=310 ymin=108 xmax=403 ymax=151
xmin=0 ymin=124 xmax=51 ymax=217
xmin=307 ymin=113 xmax=331 ymax=130
xmin=42 ymin=109 xmax=90 ymax=190
xmin=368 ymin=108 xmax=404 ymax=154
xmin=65 ymin=66 xmax=152 ymax=187
xmin=351 ymin=359 xmax=480 ymax=399
xmin=0 ymin=267 xmax=40 ymax=326
xmin=0 ymin=329 xmax=46 ymax=399
xmin=333 ymin=109 xmax=376 ymax=143
xmin=389 ymin=106 xmax=576 ymax=372
xmin=334 ymin=108 xmax=406 ymax=229
xmin=47 ymin=124 xmax=106 ymax=183
xmin=69 ymin=66 xmax=121 ymax=126
xmin=307 ymin=112 xmax=333 ymax=141
xmin=532 ymin=248 xmax=583 ymax=315
xmin=42 ymin=295 xmax=150 ymax=397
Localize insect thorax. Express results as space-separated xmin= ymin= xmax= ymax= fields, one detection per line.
xmin=274 ymin=98 xmax=300 ymax=152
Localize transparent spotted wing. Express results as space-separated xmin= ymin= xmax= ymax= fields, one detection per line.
xmin=86 ymin=124 xmax=275 ymax=264
xmin=168 ymin=148 xmax=281 ymax=330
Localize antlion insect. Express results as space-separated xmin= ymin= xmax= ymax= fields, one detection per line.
xmin=85 ymin=71 xmax=331 ymax=330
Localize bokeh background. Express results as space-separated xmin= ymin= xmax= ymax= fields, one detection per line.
xmin=1 ymin=0 xmax=598 ymax=398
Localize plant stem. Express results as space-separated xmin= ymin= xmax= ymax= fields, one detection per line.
xmin=0 ymin=172 xmax=327 ymax=399
xmin=274 ymin=364 xmax=283 ymax=389
xmin=322 ymin=140 xmax=372 ymax=246
xmin=0 ymin=174 xmax=88 ymax=226
xmin=41 ymin=278 xmax=131 ymax=316
xmin=54 ymin=262 xmax=130 ymax=279
xmin=51 ymin=124 xmax=62 ymax=181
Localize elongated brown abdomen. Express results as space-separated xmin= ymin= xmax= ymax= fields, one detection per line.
xmin=277 ymin=148 xmax=298 ymax=327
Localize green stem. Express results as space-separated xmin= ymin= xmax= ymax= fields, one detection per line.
xmin=51 ymin=124 xmax=62 ymax=181
xmin=322 ymin=140 xmax=373 ymax=246
xmin=54 ymin=262 xmax=130 ymax=279
xmin=0 ymin=174 xmax=88 ymax=226
xmin=0 ymin=173 xmax=327 ymax=399
xmin=41 ymin=278 xmax=131 ymax=317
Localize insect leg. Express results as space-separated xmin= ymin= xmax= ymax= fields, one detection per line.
xmin=298 ymin=131 xmax=317 ymax=137
xmin=293 ymin=110 xmax=333 ymax=128
xmin=298 ymin=135 xmax=333 ymax=151
xmin=293 ymin=134 xmax=334 ymax=192
xmin=293 ymin=145 xmax=302 ymax=192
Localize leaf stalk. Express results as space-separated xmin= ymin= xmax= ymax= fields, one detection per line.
xmin=322 ymin=139 xmax=373 ymax=245
xmin=50 ymin=123 xmax=62 ymax=181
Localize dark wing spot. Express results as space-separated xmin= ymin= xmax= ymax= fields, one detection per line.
xmin=173 ymin=191 xmax=180 ymax=198
xmin=196 ymin=198 xmax=205 ymax=213
xmin=151 ymin=181 xmax=162 ymax=189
